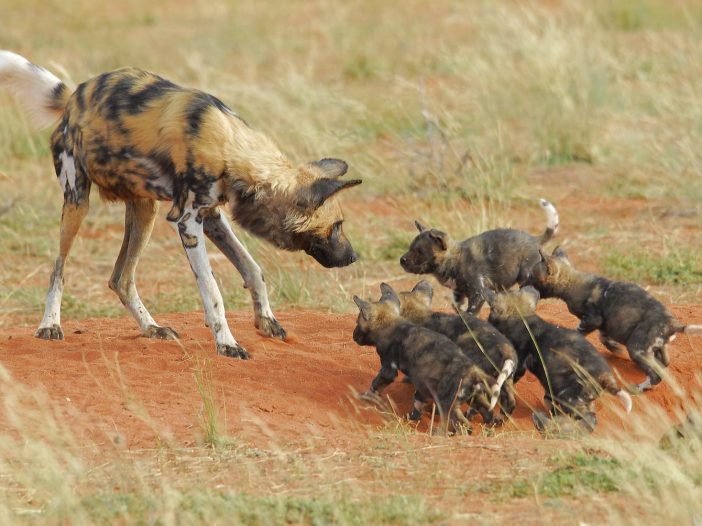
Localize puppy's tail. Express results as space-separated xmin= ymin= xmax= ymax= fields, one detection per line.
xmin=599 ymin=373 xmax=632 ymax=414
xmin=538 ymin=198 xmax=559 ymax=245
xmin=0 ymin=51 xmax=70 ymax=129
xmin=676 ymin=324 xmax=702 ymax=336
xmin=490 ymin=357 xmax=515 ymax=407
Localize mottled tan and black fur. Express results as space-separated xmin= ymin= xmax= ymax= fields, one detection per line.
xmin=485 ymin=286 xmax=632 ymax=429
xmin=393 ymin=280 xmax=518 ymax=422
xmin=528 ymin=247 xmax=702 ymax=390
xmin=352 ymin=284 xmax=497 ymax=434
xmin=0 ymin=51 xmax=362 ymax=358
xmin=400 ymin=199 xmax=559 ymax=314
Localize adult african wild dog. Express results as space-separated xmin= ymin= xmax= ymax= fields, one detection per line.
xmin=392 ymin=280 xmax=518 ymax=423
xmin=352 ymin=284 xmax=497 ymax=434
xmin=400 ymin=199 xmax=559 ymax=314
xmin=484 ymin=285 xmax=632 ymax=430
xmin=0 ymin=51 xmax=361 ymax=358
xmin=528 ymin=246 xmax=702 ymax=391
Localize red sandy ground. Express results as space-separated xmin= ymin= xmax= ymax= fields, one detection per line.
xmin=0 ymin=304 xmax=700 ymax=449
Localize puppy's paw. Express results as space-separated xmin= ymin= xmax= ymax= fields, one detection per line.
xmin=217 ymin=343 xmax=250 ymax=360
xmin=408 ymin=408 xmax=422 ymax=421
xmin=35 ymin=324 xmax=64 ymax=340
xmin=256 ymin=316 xmax=287 ymax=340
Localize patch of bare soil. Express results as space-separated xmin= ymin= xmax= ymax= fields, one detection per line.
xmin=0 ymin=304 xmax=700 ymax=449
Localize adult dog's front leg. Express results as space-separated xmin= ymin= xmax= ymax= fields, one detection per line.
xmin=202 ymin=211 xmax=285 ymax=340
xmin=170 ymin=208 xmax=249 ymax=359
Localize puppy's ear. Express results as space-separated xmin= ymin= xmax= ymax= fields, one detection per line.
xmin=521 ymin=286 xmax=541 ymax=311
xmin=353 ymin=295 xmax=372 ymax=321
xmin=414 ymin=220 xmax=427 ymax=233
xmin=379 ymin=282 xmax=395 ymax=298
xmin=411 ymin=280 xmax=434 ymax=305
xmin=428 ymin=229 xmax=448 ymax=251
xmin=379 ymin=283 xmax=401 ymax=313
xmin=552 ymin=245 xmax=569 ymax=260
xmin=310 ymin=158 xmax=348 ymax=178
xmin=296 ymin=178 xmax=362 ymax=211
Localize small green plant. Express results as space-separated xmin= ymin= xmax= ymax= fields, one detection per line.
xmin=601 ymin=247 xmax=702 ymax=286
xmin=194 ymin=358 xmax=224 ymax=447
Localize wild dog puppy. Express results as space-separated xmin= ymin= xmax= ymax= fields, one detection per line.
xmin=391 ymin=280 xmax=518 ymax=422
xmin=484 ymin=286 xmax=632 ymax=429
xmin=352 ymin=284 xmax=497 ymax=434
xmin=528 ymin=247 xmax=702 ymax=391
xmin=0 ymin=51 xmax=362 ymax=358
xmin=400 ymin=199 xmax=559 ymax=314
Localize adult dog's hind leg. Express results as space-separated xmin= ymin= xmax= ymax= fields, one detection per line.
xmin=171 ymin=207 xmax=248 ymax=359
xmin=36 ymin=200 xmax=90 ymax=340
xmin=109 ymin=199 xmax=178 ymax=340
xmin=202 ymin=210 xmax=286 ymax=340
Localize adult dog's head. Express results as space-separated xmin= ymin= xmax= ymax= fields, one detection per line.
xmin=230 ymin=158 xmax=361 ymax=268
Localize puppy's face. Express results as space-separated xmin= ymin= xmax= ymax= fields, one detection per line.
xmin=529 ymin=247 xmax=573 ymax=294
xmin=352 ymin=285 xmax=402 ymax=346
xmin=400 ymin=223 xmax=450 ymax=275
xmin=398 ymin=280 xmax=434 ymax=322
xmin=486 ymin=286 xmax=540 ymax=323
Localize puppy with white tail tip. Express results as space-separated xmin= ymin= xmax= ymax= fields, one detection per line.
xmin=400 ymin=198 xmax=559 ymax=314
xmin=528 ymin=246 xmax=702 ymax=392
xmin=352 ymin=283 xmax=498 ymax=435
xmin=392 ymin=280 xmax=518 ymax=425
xmin=484 ymin=285 xmax=633 ymax=430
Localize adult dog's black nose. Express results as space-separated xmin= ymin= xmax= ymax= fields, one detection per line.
xmin=400 ymin=255 xmax=408 ymax=266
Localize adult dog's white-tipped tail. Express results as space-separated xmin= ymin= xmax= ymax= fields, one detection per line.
xmin=538 ymin=198 xmax=559 ymax=244
xmin=617 ymin=390 xmax=633 ymax=414
xmin=0 ymin=51 xmax=69 ymax=129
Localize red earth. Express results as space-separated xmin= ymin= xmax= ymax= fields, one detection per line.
xmin=0 ymin=303 xmax=700 ymax=450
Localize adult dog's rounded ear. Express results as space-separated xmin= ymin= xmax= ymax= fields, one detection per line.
xmin=411 ymin=280 xmax=434 ymax=305
xmin=296 ymin=178 xmax=362 ymax=211
xmin=310 ymin=158 xmax=348 ymax=178
xmin=414 ymin=220 xmax=427 ymax=232
xmin=353 ymin=295 xmax=372 ymax=321
xmin=428 ymin=229 xmax=448 ymax=251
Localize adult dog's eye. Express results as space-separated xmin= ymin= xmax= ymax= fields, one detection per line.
xmin=330 ymin=221 xmax=342 ymax=239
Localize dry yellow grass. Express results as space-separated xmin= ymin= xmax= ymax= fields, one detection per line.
xmin=1 ymin=1 xmax=702 ymax=523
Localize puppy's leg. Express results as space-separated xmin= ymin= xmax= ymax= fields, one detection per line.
xmin=170 ymin=207 xmax=248 ymax=359
xmin=109 ymin=199 xmax=178 ymax=339
xmin=36 ymin=199 xmax=90 ymax=339
xmin=409 ymin=392 xmax=428 ymax=421
xmin=627 ymin=327 xmax=665 ymax=390
xmin=599 ymin=333 xmax=625 ymax=353
xmin=202 ymin=211 xmax=285 ymax=339
xmin=499 ymin=378 xmax=517 ymax=416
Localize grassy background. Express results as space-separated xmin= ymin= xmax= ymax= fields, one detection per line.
xmin=1 ymin=1 xmax=702 ymax=523
xmin=1 ymin=0 xmax=701 ymax=329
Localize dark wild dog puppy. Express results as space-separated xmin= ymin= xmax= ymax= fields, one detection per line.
xmin=485 ymin=286 xmax=632 ymax=430
xmin=0 ymin=51 xmax=362 ymax=358
xmin=400 ymin=199 xmax=559 ymax=314
xmin=352 ymin=284 xmax=497 ymax=434
xmin=392 ymin=280 xmax=518 ymax=422
xmin=528 ymin=247 xmax=702 ymax=391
